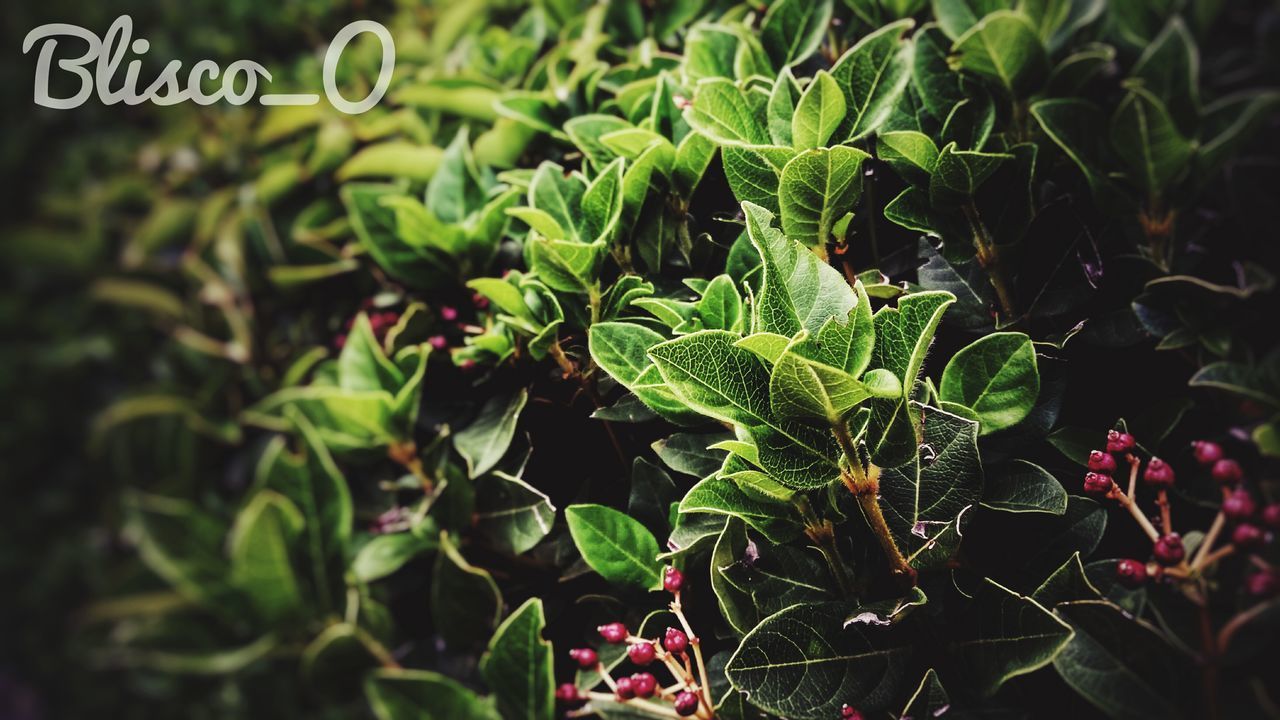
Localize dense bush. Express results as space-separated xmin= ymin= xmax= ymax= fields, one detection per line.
xmin=4 ymin=0 xmax=1280 ymax=718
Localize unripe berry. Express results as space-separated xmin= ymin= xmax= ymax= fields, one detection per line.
xmin=674 ymin=691 xmax=699 ymax=716
xmin=1192 ymin=440 xmax=1224 ymax=466
xmin=1263 ymin=504 xmax=1280 ymax=530
xmin=1088 ymin=450 xmax=1117 ymax=473
xmin=1154 ymin=534 xmax=1185 ymax=566
xmin=568 ymin=647 xmax=598 ymax=668
xmin=664 ymin=566 xmax=684 ymax=594
xmin=1115 ymin=559 xmax=1148 ymax=589
xmin=627 ymin=642 xmax=656 ymax=666
xmin=629 ymin=672 xmax=657 ymax=698
xmin=1211 ymin=459 xmax=1243 ymax=485
xmin=614 ymin=676 xmax=635 ymax=700
xmin=1247 ymin=571 xmax=1280 ymax=598
xmin=556 ymin=683 xmax=585 ymax=707
xmin=1143 ymin=457 xmax=1175 ymax=488
xmin=1106 ymin=430 xmax=1135 ymax=453
xmin=1083 ymin=472 xmax=1114 ymax=496
xmin=1232 ymin=523 xmax=1265 ymax=549
xmin=1222 ymin=489 xmax=1257 ymax=522
xmin=841 ymin=705 xmax=865 ymax=720
xmin=598 ymin=622 xmax=628 ymax=644
xmin=663 ymin=627 xmax=688 ymax=654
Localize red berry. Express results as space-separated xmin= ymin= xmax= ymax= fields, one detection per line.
xmin=440 ymin=305 xmax=459 ymax=322
xmin=1106 ymin=430 xmax=1135 ymax=453
xmin=1088 ymin=450 xmax=1117 ymax=473
xmin=1115 ymin=559 xmax=1148 ymax=589
xmin=627 ymin=642 xmax=656 ymax=666
xmin=556 ymin=683 xmax=585 ymax=707
xmin=614 ymin=676 xmax=635 ymax=700
xmin=568 ymin=648 xmax=598 ymax=668
xmin=1211 ymin=459 xmax=1243 ymax=485
xmin=1222 ymin=490 xmax=1257 ymax=522
xmin=428 ymin=335 xmax=448 ymax=351
xmin=664 ymin=566 xmax=684 ymax=594
xmin=663 ymin=627 xmax=688 ymax=654
xmin=1192 ymin=440 xmax=1224 ymax=466
xmin=1232 ymin=523 xmax=1265 ymax=549
xmin=674 ymin=691 xmax=699 ymax=716
xmin=629 ymin=672 xmax=656 ymax=698
xmin=1246 ymin=571 xmax=1280 ymax=598
xmin=472 ymin=292 xmax=490 ymax=309
xmin=1154 ymin=534 xmax=1185 ymax=566
xmin=1083 ymin=472 xmax=1114 ymax=495
xmin=1143 ymin=457 xmax=1175 ymax=488
xmin=841 ymin=705 xmax=865 ymax=720
xmin=598 ymin=622 xmax=628 ymax=644
xmin=1262 ymin=504 xmax=1280 ymax=529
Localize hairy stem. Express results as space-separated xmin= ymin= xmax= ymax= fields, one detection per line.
xmin=832 ymin=421 xmax=916 ymax=583
xmin=794 ymin=495 xmax=855 ymax=597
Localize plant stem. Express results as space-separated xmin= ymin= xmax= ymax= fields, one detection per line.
xmin=1192 ymin=511 xmax=1227 ymax=570
xmin=794 ymin=495 xmax=855 ymax=597
xmin=1197 ymin=594 xmax=1222 ymax=720
xmin=671 ymin=591 xmax=716 ymax=716
xmin=547 ymin=340 xmax=577 ymax=378
xmin=1157 ymin=489 xmax=1173 ymax=536
xmin=351 ymin=624 xmax=402 ymax=670
xmin=962 ymin=201 xmax=1017 ymax=322
xmin=1109 ymin=454 xmax=1160 ymax=542
xmin=832 ymin=421 xmax=916 ymax=584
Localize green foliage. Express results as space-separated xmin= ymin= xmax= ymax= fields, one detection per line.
xmin=13 ymin=0 xmax=1279 ymax=718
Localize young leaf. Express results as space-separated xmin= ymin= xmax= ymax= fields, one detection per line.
xmin=565 ymin=504 xmax=663 ymax=590
xmin=829 ymin=19 xmax=916 ymax=141
xmin=761 ymin=0 xmax=834 ymax=68
xmin=685 ymin=79 xmax=769 ymax=146
xmin=950 ymin=10 xmax=1049 ymax=96
xmin=723 ymin=145 xmax=795 ymax=214
xmin=746 ymin=202 xmax=858 ymax=336
xmin=939 ymin=332 xmax=1040 ymax=434
xmin=680 ymin=476 xmax=803 ymax=543
xmin=792 ymin=71 xmax=846 ymax=150
xmin=454 ymin=390 xmax=529 ymax=478
xmin=228 ymin=491 xmax=305 ymax=623
xmin=725 ymin=602 xmax=911 ymax=718
xmin=1109 ymin=86 xmax=1193 ymax=195
xmin=767 ymin=69 xmax=801 ymax=146
xmin=779 ymin=147 xmax=871 ymax=248
xmin=480 ymin=598 xmax=555 ymax=720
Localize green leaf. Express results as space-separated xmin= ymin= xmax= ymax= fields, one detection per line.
xmin=792 ymin=71 xmax=846 ymax=151
xmin=528 ymin=162 xmax=587 ymax=241
xmin=779 ymin=147 xmax=871 ymax=248
xmin=929 ymin=143 xmax=1011 ymax=206
xmin=951 ymin=578 xmax=1074 ymax=697
xmin=480 ymin=598 xmax=555 ymax=720
xmin=982 ymin=459 xmax=1068 ymax=515
xmin=877 ymin=130 xmax=940 ymax=187
xmin=746 ymin=202 xmax=858 ymax=336
xmin=1129 ymin=17 xmax=1199 ymax=134
xmin=1195 ymin=91 xmax=1280 ymax=180
xmin=761 ymin=0 xmax=833 ymax=68
xmin=1109 ymin=86 xmax=1193 ymax=195
xmin=720 ymin=541 xmax=834 ymax=619
xmin=366 ymin=669 xmax=500 ymax=720
xmin=939 ymin=332 xmax=1040 ymax=434
xmin=653 ymin=432 xmax=731 ymax=479
xmin=565 ymin=504 xmax=663 ymax=590
xmin=1033 ymin=552 xmax=1102 ymax=608
xmin=723 ymin=145 xmax=795 ymax=215
xmin=228 ymin=491 xmax=305 ymax=624
xmin=829 ymin=19 xmax=916 ymax=141
xmin=474 ymin=472 xmax=556 ymax=555
xmin=426 ymin=128 xmax=487 ymax=224
xmin=648 ymin=331 xmax=842 ymax=489
xmin=680 ymin=476 xmax=803 ymax=543
xmin=685 ymin=79 xmax=769 ymax=146
xmin=950 ymin=10 xmax=1049 ymax=95
xmin=696 ymin=274 xmax=744 ymax=332
xmin=528 ymin=238 xmax=606 ymax=294
xmin=1053 ymin=600 xmax=1193 ymax=720
xmin=342 ymin=184 xmax=452 ymax=289
xmin=454 ymin=390 xmax=528 ymax=478
xmin=581 ymin=158 xmax=626 ymax=243
xmin=711 ymin=517 xmax=759 ymax=634
xmin=725 ymin=602 xmax=910 ymax=718
xmin=432 ymin=533 xmax=502 ymax=648
xmin=767 ymin=69 xmax=801 ymax=146
xmin=352 ymin=531 xmax=438 ymax=583
xmin=878 ymin=404 xmax=982 ymax=570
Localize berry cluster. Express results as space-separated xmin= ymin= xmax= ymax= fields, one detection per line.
xmin=555 ymin=568 xmax=714 ymax=718
xmin=334 ymin=307 xmax=401 ymax=349
xmin=1083 ymin=432 xmax=1278 ymax=597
